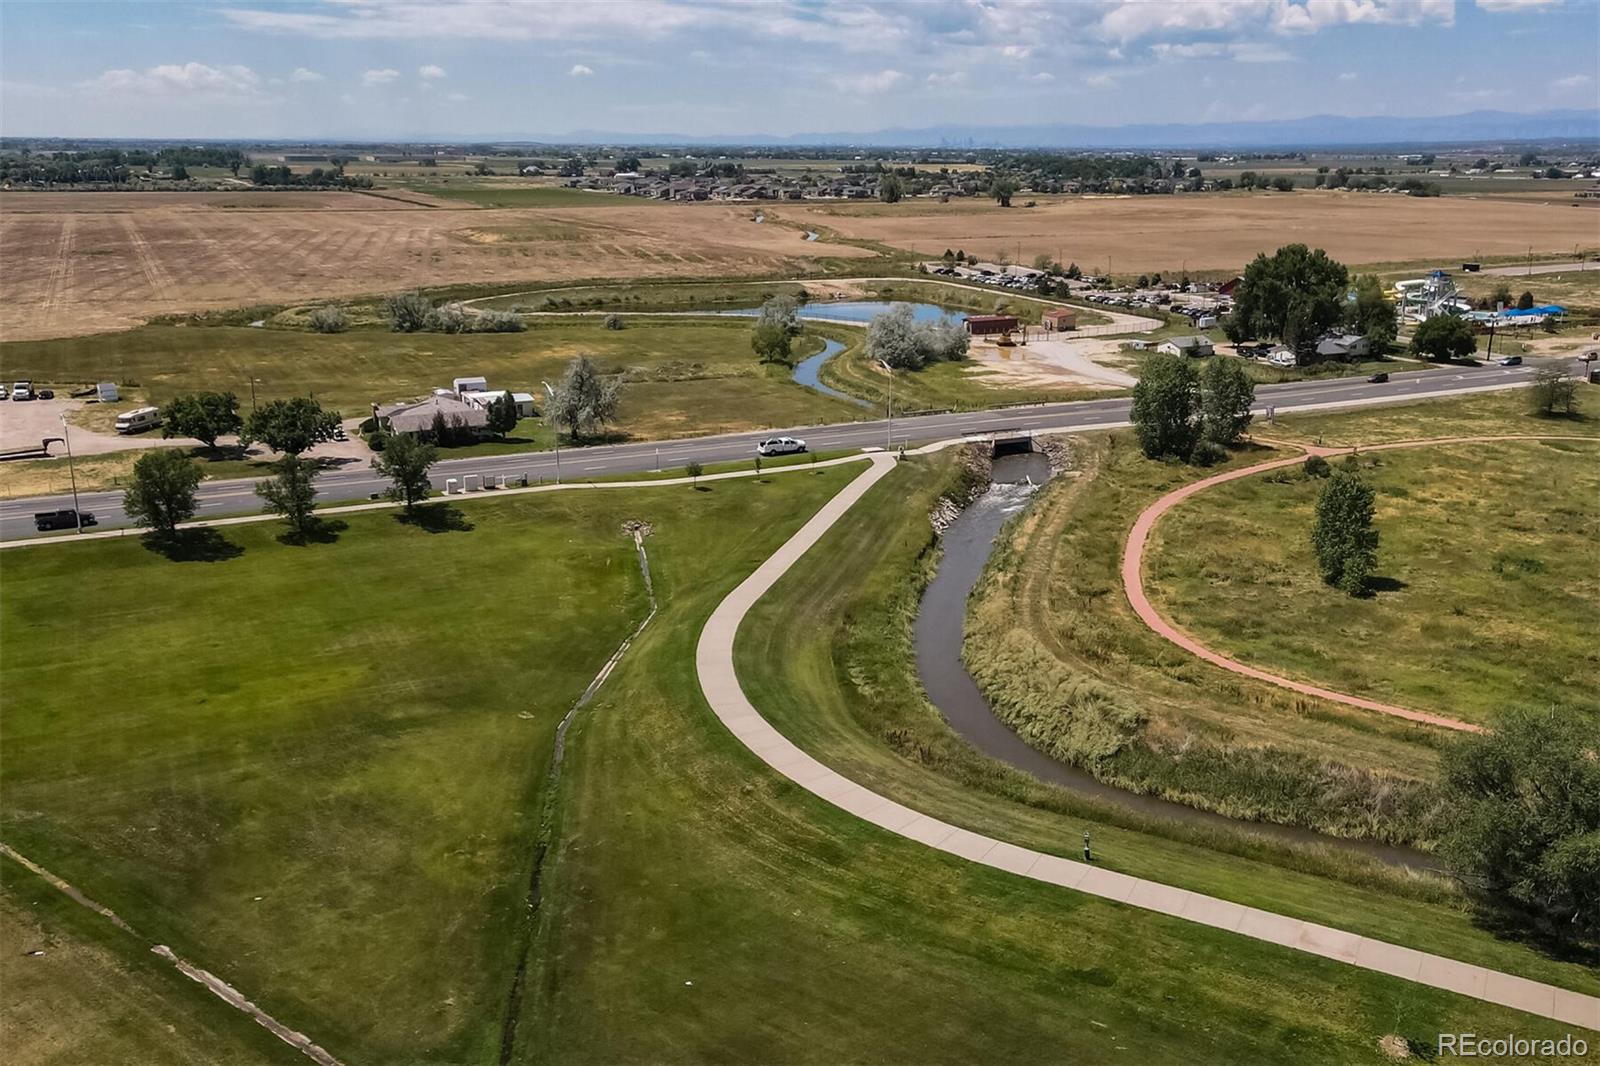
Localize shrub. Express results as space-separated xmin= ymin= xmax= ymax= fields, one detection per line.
xmin=1303 ymin=455 xmax=1331 ymax=478
xmin=1189 ymin=439 xmax=1228 ymax=466
xmin=473 ymin=309 xmax=524 ymax=333
xmin=424 ymin=302 xmax=472 ymax=334
xmin=603 ymin=313 xmax=624 ymax=330
xmin=385 ymin=291 xmax=432 ymax=333
xmin=308 ymin=305 xmax=348 ymax=334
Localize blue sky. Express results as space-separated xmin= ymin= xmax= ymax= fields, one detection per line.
xmin=2 ymin=1 xmax=1596 ymax=139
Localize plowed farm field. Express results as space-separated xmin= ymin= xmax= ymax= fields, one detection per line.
xmin=774 ymin=190 xmax=1594 ymax=274
xmin=0 ymin=191 xmax=872 ymax=340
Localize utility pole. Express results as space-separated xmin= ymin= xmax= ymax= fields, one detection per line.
xmin=249 ymin=377 xmax=258 ymax=411
xmin=876 ymin=358 xmax=895 ymax=451
xmin=541 ymin=380 xmax=561 ymax=484
xmin=60 ymin=414 xmax=83 ymax=533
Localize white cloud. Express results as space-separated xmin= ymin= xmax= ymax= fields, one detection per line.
xmin=290 ymin=67 xmax=324 ymax=83
xmin=419 ymin=64 xmax=447 ymax=79
xmin=999 ymin=45 xmax=1033 ymax=60
xmin=82 ymin=62 xmax=262 ymax=97
xmin=925 ymin=71 xmax=968 ymax=87
xmin=1150 ymin=40 xmax=1290 ymax=63
xmin=1551 ymin=72 xmax=1591 ymax=92
xmin=569 ymin=64 xmax=594 ymax=77
xmin=1084 ymin=72 xmax=1117 ymax=89
xmin=837 ymin=68 xmax=908 ymax=93
xmin=1338 ymin=70 xmax=1359 ymax=80
xmin=1104 ymin=0 xmax=1453 ymax=42
xmin=445 ymin=91 xmax=470 ymax=102
xmin=1271 ymin=0 xmax=1455 ymax=35
xmin=1476 ymin=0 xmax=1561 ymax=10
xmin=1026 ymin=71 xmax=1056 ymax=82
xmin=362 ymin=68 xmax=400 ymax=86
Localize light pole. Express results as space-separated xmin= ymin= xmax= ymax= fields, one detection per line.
xmin=249 ymin=376 xmax=258 ymax=412
xmin=541 ymin=380 xmax=561 ymax=483
xmin=875 ymin=358 xmax=894 ymax=451
xmin=59 ymin=414 xmax=83 ymax=533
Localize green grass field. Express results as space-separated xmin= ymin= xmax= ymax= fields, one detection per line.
xmin=1146 ymin=440 xmax=1600 ymax=726
xmin=0 ymin=470 xmax=852 ymax=1064
xmin=526 ymin=451 xmax=1594 ymax=1064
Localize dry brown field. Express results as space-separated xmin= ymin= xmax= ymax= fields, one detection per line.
xmin=774 ymin=190 xmax=1594 ymax=274
xmin=0 ymin=191 xmax=871 ymax=340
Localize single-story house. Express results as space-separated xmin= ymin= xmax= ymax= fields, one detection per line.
xmin=1265 ymin=345 xmax=1299 ymax=368
xmin=1315 ymin=333 xmax=1372 ymax=360
xmin=462 ymin=389 xmax=537 ymax=419
xmin=965 ymin=314 xmax=1020 ymax=337
xmin=1157 ymin=335 xmax=1215 ymax=357
xmin=378 ymin=395 xmax=490 ymax=437
xmin=1041 ymin=307 xmax=1077 ymax=332
xmin=453 ymin=376 xmax=489 ymax=396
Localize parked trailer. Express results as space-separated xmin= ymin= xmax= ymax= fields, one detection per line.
xmin=115 ymin=406 xmax=162 ymax=434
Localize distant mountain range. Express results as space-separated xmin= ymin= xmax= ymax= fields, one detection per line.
xmin=542 ymin=109 xmax=1600 ymax=149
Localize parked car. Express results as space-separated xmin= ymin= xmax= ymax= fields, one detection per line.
xmin=37 ymin=388 xmax=54 ymax=400
xmin=11 ymin=381 xmax=33 ymax=401
xmin=756 ymin=436 xmax=807 ymax=457
xmin=34 ymin=509 xmax=97 ymax=531
xmin=1498 ymin=355 xmax=1522 ymax=366
xmin=1367 ymin=372 xmax=1390 ymax=383
xmin=0 ymin=385 xmax=8 ymax=400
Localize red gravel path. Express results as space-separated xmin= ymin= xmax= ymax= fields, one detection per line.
xmin=1121 ymin=434 xmax=1598 ymax=734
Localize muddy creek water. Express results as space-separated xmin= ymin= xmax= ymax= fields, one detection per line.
xmin=913 ymin=450 xmax=1435 ymax=872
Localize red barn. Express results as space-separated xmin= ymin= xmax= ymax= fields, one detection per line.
xmin=965 ymin=314 xmax=1019 ymax=337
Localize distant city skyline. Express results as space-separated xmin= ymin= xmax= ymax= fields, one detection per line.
xmin=3 ymin=0 xmax=1597 ymax=140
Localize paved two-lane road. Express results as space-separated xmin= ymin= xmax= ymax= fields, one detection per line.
xmin=0 ymin=361 xmax=1543 ymax=540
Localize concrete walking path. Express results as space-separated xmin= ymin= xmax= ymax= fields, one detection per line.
xmin=695 ymin=452 xmax=1600 ymax=1032
xmin=1122 ymin=434 xmax=1600 ymax=733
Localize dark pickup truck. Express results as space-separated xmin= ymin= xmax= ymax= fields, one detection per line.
xmin=34 ymin=509 xmax=96 ymax=531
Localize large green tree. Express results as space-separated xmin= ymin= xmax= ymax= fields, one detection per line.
xmin=486 ymin=392 xmax=520 ymax=437
xmin=1129 ymin=354 xmax=1201 ymax=460
xmin=1310 ymin=467 xmax=1379 ymax=595
xmin=254 ymin=455 xmax=318 ymax=537
xmin=242 ymin=397 xmax=341 ymax=456
xmin=123 ymin=449 xmax=202 ymax=536
xmin=1528 ymin=366 xmax=1580 ymax=417
xmin=1441 ymin=708 xmax=1600 ymax=951
xmin=751 ymin=321 xmax=794 ymax=365
xmin=160 ymin=391 xmax=241 ymax=451
xmin=990 ymin=175 xmax=1018 ymax=207
xmin=1409 ymin=315 xmax=1477 ymax=362
xmin=374 ymin=432 xmax=437 ymax=513
xmin=550 ymin=355 xmax=623 ymax=440
xmin=1199 ymin=357 xmax=1255 ymax=445
xmin=1343 ymin=274 xmax=1397 ymax=349
xmin=1223 ymin=243 xmax=1350 ymax=350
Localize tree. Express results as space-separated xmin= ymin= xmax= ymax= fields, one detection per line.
xmin=1343 ymin=274 xmax=1397 ymax=349
xmin=1489 ymin=282 xmax=1514 ymax=309
xmin=171 ymin=163 xmax=190 ymax=181
xmin=374 ymin=432 xmax=436 ymax=513
xmin=751 ymin=321 xmax=793 ymax=365
xmin=1409 ymin=315 xmax=1477 ymax=362
xmin=550 ymin=355 xmax=622 ymax=440
xmin=685 ymin=460 xmax=703 ymax=486
xmin=242 ymin=397 xmax=340 ymax=456
xmin=867 ymin=303 xmax=927 ymax=370
xmin=160 ymin=391 xmax=241 ymax=451
xmin=1528 ymin=366 xmax=1579 ymax=417
xmin=255 ymin=456 xmax=318 ymax=537
xmin=123 ymin=449 xmax=202 ymax=537
xmin=1516 ymin=290 xmax=1535 ymax=310
xmin=878 ymin=173 xmax=904 ymax=203
xmin=1439 ymin=708 xmax=1600 ymax=950
xmin=385 ymin=291 xmax=433 ymax=332
xmin=1271 ymin=176 xmax=1295 ymax=192
xmin=756 ymin=293 xmax=801 ymax=338
xmin=1227 ymin=244 xmax=1350 ymax=348
xmin=1310 ymin=468 xmax=1378 ymax=595
xmin=487 ymin=391 xmax=520 ymax=437
xmin=1129 ymin=354 xmax=1201 ymax=460
xmin=990 ymin=175 xmax=1018 ymax=207
xmin=1199 ymin=357 xmax=1255 ymax=445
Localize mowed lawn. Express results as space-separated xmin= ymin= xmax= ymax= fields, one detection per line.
xmin=1146 ymin=439 xmax=1600 ymax=726
xmin=528 ymin=455 xmax=1596 ymax=1065
xmin=0 ymin=318 xmax=864 ymax=439
xmin=0 ymin=469 xmax=852 ymax=1064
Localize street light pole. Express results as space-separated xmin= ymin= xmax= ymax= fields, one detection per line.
xmin=876 ymin=358 xmax=894 ymax=451
xmin=60 ymin=414 xmax=83 ymax=533
xmin=541 ymin=380 xmax=561 ymax=483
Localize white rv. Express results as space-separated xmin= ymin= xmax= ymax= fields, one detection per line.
xmin=115 ymin=406 xmax=162 ymax=434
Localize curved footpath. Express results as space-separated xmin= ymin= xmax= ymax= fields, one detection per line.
xmin=1122 ymin=434 xmax=1600 ymax=734
xmin=695 ymin=449 xmax=1599 ymax=1031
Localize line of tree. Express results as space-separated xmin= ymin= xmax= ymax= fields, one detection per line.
xmin=248 ymin=164 xmax=372 ymax=189
xmin=385 ymin=292 xmax=524 ymax=334
xmin=1128 ymin=354 xmax=1256 ymax=464
xmin=160 ymin=392 xmax=242 ymax=451
xmin=865 ymin=304 xmax=969 ymax=370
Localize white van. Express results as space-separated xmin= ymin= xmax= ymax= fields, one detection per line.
xmin=115 ymin=406 xmax=162 ymax=434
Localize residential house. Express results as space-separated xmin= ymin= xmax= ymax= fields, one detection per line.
xmin=378 ymin=395 xmax=490 ymax=437
xmin=462 ymin=389 xmax=537 ymax=419
xmin=1315 ymin=333 xmax=1372 ymax=361
xmin=1156 ymin=335 xmax=1215 ymax=358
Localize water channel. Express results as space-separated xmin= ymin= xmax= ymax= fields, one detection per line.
xmin=913 ymin=449 xmax=1436 ymax=872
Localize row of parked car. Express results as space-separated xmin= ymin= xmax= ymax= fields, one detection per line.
xmin=3 ymin=380 xmax=54 ymax=401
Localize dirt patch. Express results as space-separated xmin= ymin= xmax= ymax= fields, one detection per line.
xmin=772 ymin=192 xmax=1587 ymax=274
xmin=962 ymin=336 xmax=1132 ymax=390
xmin=0 ymin=193 xmax=875 ymax=341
